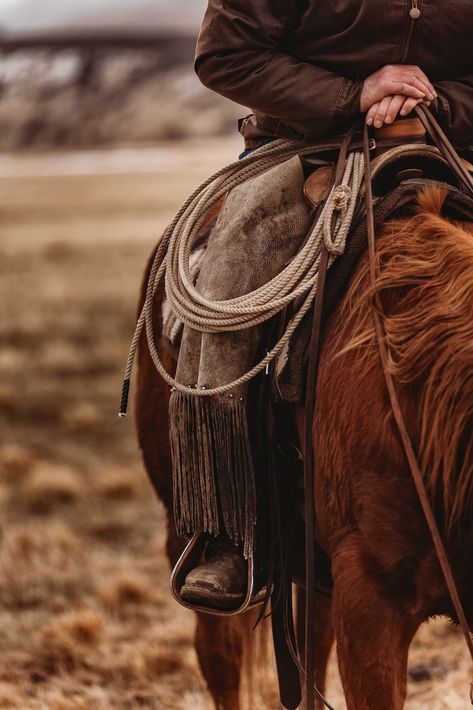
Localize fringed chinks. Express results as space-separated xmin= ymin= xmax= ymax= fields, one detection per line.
xmin=169 ymin=391 xmax=257 ymax=560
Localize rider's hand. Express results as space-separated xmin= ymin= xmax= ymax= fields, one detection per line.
xmin=360 ymin=64 xmax=436 ymax=113
xmin=365 ymin=95 xmax=430 ymax=128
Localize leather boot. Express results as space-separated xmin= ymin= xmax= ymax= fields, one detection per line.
xmin=180 ymin=536 xmax=247 ymax=611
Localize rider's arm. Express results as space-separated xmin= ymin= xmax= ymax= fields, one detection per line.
xmin=194 ymin=0 xmax=362 ymax=138
xmin=433 ymin=76 xmax=473 ymax=147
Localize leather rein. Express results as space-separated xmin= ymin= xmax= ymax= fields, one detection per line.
xmin=303 ymin=107 xmax=473 ymax=710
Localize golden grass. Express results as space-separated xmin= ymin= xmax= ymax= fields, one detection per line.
xmin=0 ymin=143 xmax=469 ymax=708
xmin=62 ymin=402 xmax=103 ymax=433
xmin=40 ymin=341 xmax=86 ymax=376
xmin=39 ymin=610 xmax=105 ymax=673
xmin=47 ymin=699 xmax=90 ymax=710
xmin=0 ymin=521 xmax=87 ymax=608
xmin=86 ymin=513 xmax=136 ymax=543
xmin=21 ymin=464 xmax=82 ymax=513
xmin=50 ymin=609 xmax=105 ymax=645
xmin=96 ymin=469 xmax=139 ymax=500
xmin=0 ymin=386 xmax=19 ymax=414
xmin=143 ymin=644 xmax=192 ymax=679
xmin=99 ymin=574 xmax=154 ymax=611
xmin=0 ymin=684 xmax=24 ymax=708
xmin=0 ymin=444 xmax=37 ymax=480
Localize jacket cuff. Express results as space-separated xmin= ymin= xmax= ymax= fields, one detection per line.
xmin=332 ymin=77 xmax=363 ymax=132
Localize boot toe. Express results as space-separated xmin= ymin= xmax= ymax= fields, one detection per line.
xmin=184 ymin=565 xmax=232 ymax=595
xmin=179 ymin=551 xmax=247 ymax=610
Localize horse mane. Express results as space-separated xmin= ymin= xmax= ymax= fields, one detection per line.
xmin=338 ymin=186 xmax=473 ymax=533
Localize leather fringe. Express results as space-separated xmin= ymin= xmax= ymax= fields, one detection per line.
xmin=169 ymin=391 xmax=257 ymax=559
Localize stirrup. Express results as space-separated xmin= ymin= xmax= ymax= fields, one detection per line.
xmin=170 ymin=533 xmax=268 ymax=616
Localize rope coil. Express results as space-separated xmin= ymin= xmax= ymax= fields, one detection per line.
xmin=120 ymin=139 xmax=364 ymax=414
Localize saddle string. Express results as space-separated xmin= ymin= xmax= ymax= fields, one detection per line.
xmin=119 ymin=140 xmax=364 ymax=414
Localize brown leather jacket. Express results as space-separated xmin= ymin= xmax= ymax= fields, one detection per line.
xmin=195 ymin=0 xmax=473 ymax=147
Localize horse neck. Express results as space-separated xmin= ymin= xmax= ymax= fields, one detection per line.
xmin=339 ymin=187 xmax=473 ymax=534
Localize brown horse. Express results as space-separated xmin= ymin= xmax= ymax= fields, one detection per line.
xmin=135 ymin=186 xmax=473 ymax=709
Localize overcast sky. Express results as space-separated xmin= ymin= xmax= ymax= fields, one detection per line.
xmin=0 ymin=0 xmax=207 ymax=34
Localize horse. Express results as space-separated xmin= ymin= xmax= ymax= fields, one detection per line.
xmin=135 ymin=185 xmax=473 ymax=709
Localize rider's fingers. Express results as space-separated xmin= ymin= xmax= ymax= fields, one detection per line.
xmin=384 ymin=95 xmax=406 ymax=124
xmin=400 ymin=97 xmax=423 ymax=117
xmin=410 ymin=74 xmax=435 ymax=101
xmin=404 ymin=65 xmax=437 ymax=99
xmin=366 ymin=102 xmax=381 ymax=126
xmin=390 ymin=81 xmax=426 ymax=100
xmin=373 ymin=96 xmax=393 ymax=128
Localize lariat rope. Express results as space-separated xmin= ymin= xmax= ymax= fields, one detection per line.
xmin=120 ymin=139 xmax=364 ymax=414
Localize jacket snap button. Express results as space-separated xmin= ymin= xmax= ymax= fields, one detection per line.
xmin=410 ymin=7 xmax=421 ymax=18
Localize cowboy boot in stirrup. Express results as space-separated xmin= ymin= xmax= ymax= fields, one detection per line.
xmin=180 ymin=535 xmax=247 ymax=611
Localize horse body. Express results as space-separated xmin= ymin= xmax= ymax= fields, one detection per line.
xmin=135 ymin=187 xmax=473 ymax=709
xmin=312 ymin=187 xmax=473 ymax=708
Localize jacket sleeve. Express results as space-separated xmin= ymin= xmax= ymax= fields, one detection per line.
xmin=194 ymin=0 xmax=362 ymax=138
xmin=433 ymin=76 xmax=473 ymax=147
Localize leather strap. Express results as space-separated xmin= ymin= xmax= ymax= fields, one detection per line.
xmin=363 ymin=125 xmax=473 ymax=703
xmin=415 ymin=105 xmax=473 ymax=196
xmin=272 ymin=562 xmax=302 ymax=710
xmin=303 ymin=119 xmax=361 ymax=710
xmin=303 ymin=245 xmax=329 ymax=710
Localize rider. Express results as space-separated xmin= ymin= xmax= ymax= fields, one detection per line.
xmin=176 ymin=0 xmax=473 ymax=609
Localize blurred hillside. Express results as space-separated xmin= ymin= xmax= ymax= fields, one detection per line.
xmin=0 ymin=0 xmax=243 ymax=150
xmin=0 ymin=0 xmax=206 ymax=34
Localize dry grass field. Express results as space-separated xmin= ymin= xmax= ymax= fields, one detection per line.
xmin=0 ymin=138 xmax=471 ymax=709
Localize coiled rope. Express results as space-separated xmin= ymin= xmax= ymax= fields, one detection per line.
xmin=120 ymin=139 xmax=364 ymax=414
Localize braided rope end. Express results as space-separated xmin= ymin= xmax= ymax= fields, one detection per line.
xmin=119 ymin=378 xmax=131 ymax=418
